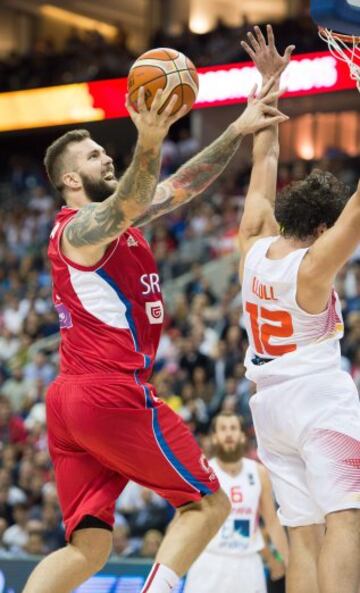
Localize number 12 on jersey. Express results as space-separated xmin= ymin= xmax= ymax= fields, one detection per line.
xmin=245 ymin=301 xmax=296 ymax=356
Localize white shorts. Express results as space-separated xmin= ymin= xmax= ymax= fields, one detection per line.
xmin=250 ymin=369 xmax=360 ymax=527
xmin=184 ymin=550 xmax=267 ymax=593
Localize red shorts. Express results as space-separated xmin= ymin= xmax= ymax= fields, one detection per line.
xmin=46 ymin=374 xmax=220 ymax=540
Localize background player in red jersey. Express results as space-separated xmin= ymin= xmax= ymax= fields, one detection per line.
xmin=21 ymin=65 xmax=289 ymax=593
xmin=239 ymin=26 xmax=360 ymax=593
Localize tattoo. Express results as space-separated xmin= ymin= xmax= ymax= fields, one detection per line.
xmin=134 ymin=126 xmax=243 ymax=227
xmin=65 ymin=142 xmax=161 ymax=247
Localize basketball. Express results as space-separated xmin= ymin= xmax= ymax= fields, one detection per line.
xmin=127 ymin=48 xmax=199 ymax=115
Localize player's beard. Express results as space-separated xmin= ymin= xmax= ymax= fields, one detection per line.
xmin=81 ymin=173 xmax=116 ymax=203
xmin=214 ymin=441 xmax=246 ymax=463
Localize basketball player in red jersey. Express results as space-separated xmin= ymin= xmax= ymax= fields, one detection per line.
xmin=21 ymin=62 xmax=290 ymax=593
xmin=240 ymin=26 xmax=360 ymax=593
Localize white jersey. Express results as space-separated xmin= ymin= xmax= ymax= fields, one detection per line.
xmin=205 ymin=458 xmax=264 ymax=556
xmin=242 ymin=236 xmax=344 ymax=388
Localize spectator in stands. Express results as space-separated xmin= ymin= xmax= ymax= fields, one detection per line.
xmin=0 ymin=485 xmax=14 ymax=525
xmin=2 ymin=502 xmax=29 ymax=552
xmin=136 ymin=529 xmax=163 ymax=559
xmin=0 ymin=517 xmax=12 ymax=558
xmin=23 ymin=351 xmax=55 ymax=385
xmin=0 ymin=328 xmax=20 ymax=363
xmin=0 ymin=465 xmax=26 ymax=506
xmin=117 ymin=484 xmax=169 ymax=537
xmin=21 ymin=519 xmax=46 ymax=556
xmin=0 ymin=395 xmax=27 ymax=447
xmin=1 ymin=365 xmax=35 ymax=414
xmin=41 ymin=502 xmax=65 ymax=552
xmin=111 ymin=524 xmax=136 ymax=558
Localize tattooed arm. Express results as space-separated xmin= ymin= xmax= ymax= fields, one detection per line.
xmin=62 ymin=89 xmax=187 ymax=264
xmin=134 ymin=81 xmax=287 ymax=228
xmin=134 ymin=124 xmax=242 ymax=227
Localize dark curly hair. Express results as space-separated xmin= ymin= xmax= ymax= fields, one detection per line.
xmin=275 ymin=169 xmax=351 ymax=240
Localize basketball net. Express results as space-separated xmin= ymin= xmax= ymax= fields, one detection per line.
xmin=318 ymin=27 xmax=360 ymax=92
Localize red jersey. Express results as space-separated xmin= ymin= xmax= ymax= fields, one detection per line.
xmin=48 ymin=207 xmax=164 ymax=381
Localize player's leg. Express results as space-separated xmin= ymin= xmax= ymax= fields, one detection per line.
xmin=22 ymin=527 xmax=112 ymax=593
xmin=318 ymin=509 xmax=360 ymax=593
xmin=154 ymin=488 xmax=230 ymax=575
xmin=69 ymin=382 xmax=231 ymax=593
xmin=250 ymin=401 xmax=326 ymax=593
xmin=286 ymin=524 xmax=323 ymax=593
xmin=300 ymin=376 xmax=360 ymax=593
xmin=140 ymin=491 xmax=230 ymax=593
xmin=22 ymin=380 xmax=127 ymax=593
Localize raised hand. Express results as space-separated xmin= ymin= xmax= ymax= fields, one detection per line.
xmin=126 ymin=87 xmax=188 ymax=146
xmin=241 ymin=24 xmax=295 ymax=81
xmin=233 ymin=77 xmax=288 ymax=135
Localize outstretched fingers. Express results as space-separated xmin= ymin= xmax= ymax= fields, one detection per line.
xmin=162 ymin=93 xmax=179 ymax=117
xmin=150 ymin=88 xmax=165 ymax=113
xmin=170 ymin=104 xmax=189 ymax=124
xmin=284 ymin=44 xmax=296 ymax=60
xmin=241 ymin=40 xmax=256 ymax=60
xmin=247 ymin=31 xmax=261 ymax=53
xmin=136 ymin=86 xmax=147 ymax=113
xmin=248 ymin=83 xmax=258 ymax=103
xmin=125 ymin=92 xmax=139 ymax=121
xmin=263 ymin=114 xmax=289 ymax=127
xmin=260 ymin=87 xmax=287 ymax=104
xmin=266 ymin=24 xmax=275 ymax=50
xmin=254 ymin=25 xmax=267 ymax=49
xmin=261 ymin=104 xmax=288 ymax=118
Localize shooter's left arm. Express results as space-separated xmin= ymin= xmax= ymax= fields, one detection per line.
xmin=134 ymin=69 xmax=288 ymax=228
xmin=133 ymin=123 xmax=244 ymax=227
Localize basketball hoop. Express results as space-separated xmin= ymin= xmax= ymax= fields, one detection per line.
xmin=318 ymin=26 xmax=360 ymax=91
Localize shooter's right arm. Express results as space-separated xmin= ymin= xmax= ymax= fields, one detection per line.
xmin=62 ymin=90 xmax=186 ymax=262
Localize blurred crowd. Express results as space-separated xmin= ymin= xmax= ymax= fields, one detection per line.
xmin=0 ymin=136 xmax=359 ymax=560
xmin=0 ymin=15 xmax=325 ymax=92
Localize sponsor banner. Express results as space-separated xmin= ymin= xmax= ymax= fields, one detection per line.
xmin=0 ymin=50 xmax=356 ymax=132
xmin=0 ymin=558 xmax=185 ymax=593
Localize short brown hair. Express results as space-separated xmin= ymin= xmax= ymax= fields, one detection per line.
xmin=211 ymin=411 xmax=244 ymax=433
xmin=43 ymin=129 xmax=90 ymax=191
xmin=275 ymin=169 xmax=351 ymax=240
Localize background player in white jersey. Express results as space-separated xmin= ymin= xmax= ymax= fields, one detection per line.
xmin=239 ymin=25 xmax=360 ymax=593
xmin=184 ymin=411 xmax=289 ymax=593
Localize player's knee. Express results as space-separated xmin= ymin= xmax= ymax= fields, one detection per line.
xmin=326 ymin=509 xmax=360 ymax=540
xmin=288 ymin=524 xmax=323 ymax=555
xmin=72 ymin=528 xmax=112 ymax=571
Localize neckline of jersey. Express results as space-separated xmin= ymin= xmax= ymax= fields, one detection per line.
xmin=264 ymin=236 xmax=308 ymax=262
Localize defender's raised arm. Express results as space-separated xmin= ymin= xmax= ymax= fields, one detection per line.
xmin=238 ymin=26 xmax=294 ymax=269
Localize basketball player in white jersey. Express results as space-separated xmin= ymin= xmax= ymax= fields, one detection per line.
xmin=184 ymin=411 xmax=289 ymax=593
xmin=239 ymin=26 xmax=360 ymax=593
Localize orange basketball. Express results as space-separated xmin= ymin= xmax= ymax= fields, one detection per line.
xmin=127 ymin=48 xmax=199 ymax=116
